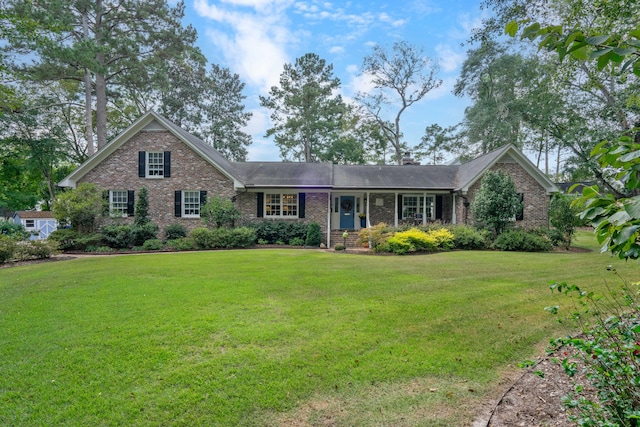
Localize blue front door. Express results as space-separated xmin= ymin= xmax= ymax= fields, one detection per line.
xmin=339 ymin=196 xmax=355 ymax=229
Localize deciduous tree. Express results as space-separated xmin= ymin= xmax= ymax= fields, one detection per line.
xmin=357 ymin=41 xmax=441 ymax=165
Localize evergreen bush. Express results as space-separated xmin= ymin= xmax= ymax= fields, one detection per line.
xmin=304 ymin=222 xmax=322 ymax=247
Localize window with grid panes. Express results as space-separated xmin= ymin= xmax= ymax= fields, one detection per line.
xmin=402 ymin=195 xmax=434 ymax=219
xmin=147 ymin=152 xmax=164 ymax=177
xmin=265 ymin=193 xmax=298 ymax=217
xmin=182 ymin=191 xmax=201 ymax=217
xmin=110 ymin=190 xmax=128 ymax=217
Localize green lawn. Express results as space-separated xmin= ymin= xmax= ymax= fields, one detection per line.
xmin=1 ymin=231 xmax=637 ymax=426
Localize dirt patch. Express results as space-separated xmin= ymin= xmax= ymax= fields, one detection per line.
xmin=0 ymin=255 xmax=77 ymax=269
xmin=475 ymin=346 xmax=595 ymax=427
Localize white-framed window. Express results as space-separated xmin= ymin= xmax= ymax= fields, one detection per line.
xmin=25 ymin=219 xmax=35 ymax=228
xmin=182 ymin=190 xmax=201 ymax=218
xmin=402 ymin=195 xmax=434 ymax=220
xmin=147 ymin=151 xmax=164 ymax=177
xmin=110 ymin=190 xmax=129 ymax=217
xmin=265 ymin=193 xmax=298 ymax=217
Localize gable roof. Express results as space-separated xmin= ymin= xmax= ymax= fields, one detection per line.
xmin=13 ymin=211 xmax=55 ymax=219
xmin=456 ymin=144 xmax=558 ymax=195
xmin=58 ymin=110 xmax=243 ymax=188
xmin=58 ymin=112 xmax=558 ymax=195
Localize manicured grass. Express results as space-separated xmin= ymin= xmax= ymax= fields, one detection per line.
xmin=0 ymin=231 xmax=637 ymax=426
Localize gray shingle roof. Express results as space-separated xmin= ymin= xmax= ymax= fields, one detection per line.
xmin=231 ymin=162 xmax=334 ymax=187
xmin=333 ymin=164 xmax=459 ymax=190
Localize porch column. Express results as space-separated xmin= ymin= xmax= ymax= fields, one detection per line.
xmin=326 ymin=192 xmax=332 ymax=247
xmin=394 ymin=192 xmax=399 ymax=227
xmin=422 ymin=192 xmax=427 ymax=225
xmin=366 ymin=191 xmax=370 ymax=228
xmin=452 ymin=193 xmax=457 ymax=224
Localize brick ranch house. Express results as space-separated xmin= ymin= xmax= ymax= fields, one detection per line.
xmin=58 ymin=111 xmax=559 ymax=246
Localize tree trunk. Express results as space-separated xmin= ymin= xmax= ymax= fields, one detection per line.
xmin=95 ymin=71 xmax=107 ymax=150
xmin=81 ymin=7 xmax=94 ymax=156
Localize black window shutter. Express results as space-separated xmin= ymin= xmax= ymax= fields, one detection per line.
xmin=127 ymin=190 xmax=135 ymax=216
xmin=138 ymin=151 xmax=146 ymax=177
xmin=436 ymin=195 xmax=443 ymax=220
xmin=102 ymin=190 xmax=110 ymax=216
xmin=516 ymin=193 xmax=524 ymax=221
xmin=164 ymin=151 xmax=171 ymax=177
xmin=397 ymin=195 xmax=403 ymax=219
xmin=174 ymin=190 xmax=182 ymax=217
xmin=299 ymin=193 xmax=306 ymax=218
xmin=257 ymin=192 xmax=264 ymax=218
xmin=200 ymin=190 xmax=207 ymax=206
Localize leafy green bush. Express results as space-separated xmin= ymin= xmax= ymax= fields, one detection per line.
xmin=247 ymin=221 xmax=309 ymax=244
xmin=101 ymin=225 xmax=133 ymax=249
xmin=201 ymin=196 xmax=241 ymax=228
xmin=48 ymin=229 xmax=103 ymax=251
xmin=190 ymin=227 xmax=256 ymax=249
xmin=548 ymin=280 xmax=640 ymax=427
xmin=15 ymin=240 xmax=59 ymax=260
xmin=492 ymin=229 xmax=553 ymax=252
xmin=131 ymin=223 xmax=159 ymax=246
xmin=0 ymin=235 xmax=17 ymax=263
xmin=53 ymin=183 xmax=104 ymax=233
xmin=304 ymin=222 xmax=322 ymax=247
xmin=385 ymin=228 xmax=455 ymax=255
xmin=289 ymin=237 xmax=305 ymax=246
xmin=450 ymin=225 xmax=489 ymax=250
xmin=142 ymin=239 xmax=163 ymax=251
xmin=549 ymin=194 xmax=582 ymax=249
xmin=165 ymin=237 xmax=196 ymax=251
xmin=164 ymin=224 xmax=187 ymax=241
xmin=334 ymin=243 xmax=345 ymax=251
xmin=0 ymin=219 xmax=29 ymax=240
xmin=357 ymin=222 xmax=393 ymax=253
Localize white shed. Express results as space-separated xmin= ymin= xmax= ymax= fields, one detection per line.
xmin=13 ymin=211 xmax=58 ymax=240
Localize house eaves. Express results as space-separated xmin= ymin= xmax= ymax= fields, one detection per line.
xmin=58 ymin=110 xmax=244 ymax=189
xmin=455 ymin=144 xmax=559 ymax=195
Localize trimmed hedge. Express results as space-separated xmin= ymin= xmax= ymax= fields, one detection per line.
xmin=493 ymin=229 xmax=553 ymax=252
xmin=190 ymin=227 xmax=256 ymax=249
xmin=246 ymin=221 xmax=308 ymax=245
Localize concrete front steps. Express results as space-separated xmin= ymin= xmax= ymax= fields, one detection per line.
xmin=329 ymin=230 xmax=365 ymax=249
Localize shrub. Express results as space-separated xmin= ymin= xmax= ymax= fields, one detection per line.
xmin=429 ymin=228 xmax=455 ymax=250
xmin=101 ymin=225 xmax=133 ymax=249
xmin=305 ymin=222 xmax=322 ymax=247
xmin=334 ymin=243 xmax=345 ymax=251
xmin=52 ymin=183 xmax=104 ymax=233
xmin=493 ymin=229 xmax=553 ymax=252
xmin=15 ymin=240 xmax=59 ymax=260
xmin=142 ymin=239 xmax=163 ymax=251
xmin=0 ymin=219 xmax=29 ymax=240
xmin=0 ymin=236 xmax=17 ymax=263
xmin=134 ymin=187 xmax=150 ymax=226
xmin=165 ymin=237 xmax=196 ymax=251
xmin=201 ymin=196 xmax=241 ymax=228
xmin=131 ymin=223 xmax=159 ymax=246
xmin=549 ymin=280 xmax=640 ymax=426
xmin=164 ymin=224 xmax=187 ymax=241
xmin=450 ymin=225 xmax=489 ymax=250
xmin=48 ymin=229 xmax=102 ymax=251
xmin=549 ymin=194 xmax=582 ymax=249
xmin=289 ymin=237 xmax=305 ymax=246
xmin=387 ymin=228 xmax=437 ymax=255
xmin=247 ymin=221 xmax=309 ymax=245
xmin=190 ymin=227 xmax=256 ymax=249
xmin=471 ymin=170 xmax=523 ymax=236
xmin=357 ymin=222 xmax=393 ymax=253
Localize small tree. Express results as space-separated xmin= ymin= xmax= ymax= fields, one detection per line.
xmin=471 ymin=170 xmax=522 ymax=236
xmin=201 ymin=196 xmax=241 ymax=228
xmin=53 ymin=183 xmax=104 ymax=233
xmin=134 ymin=187 xmax=150 ymax=226
xmin=549 ymin=193 xmax=581 ymax=249
xmin=305 ymin=222 xmax=322 ymax=247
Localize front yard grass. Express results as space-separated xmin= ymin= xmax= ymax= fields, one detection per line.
xmin=0 ymin=231 xmax=636 ymax=426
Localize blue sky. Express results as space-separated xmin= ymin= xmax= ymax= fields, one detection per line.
xmin=181 ymin=0 xmax=489 ymax=161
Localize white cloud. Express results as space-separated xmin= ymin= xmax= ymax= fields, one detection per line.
xmin=194 ymin=0 xmax=295 ymax=92
xmin=435 ymin=44 xmax=465 ymax=73
xmin=423 ymin=76 xmax=455 ymax=101
xmin=329 ymin=46 xmax=345 ymax=54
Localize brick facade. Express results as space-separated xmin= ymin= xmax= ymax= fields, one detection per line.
xmin=79 ymin=129 xmax=236 ymax=234
xmin=456 ymin=161 xmax=551 ymax=229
